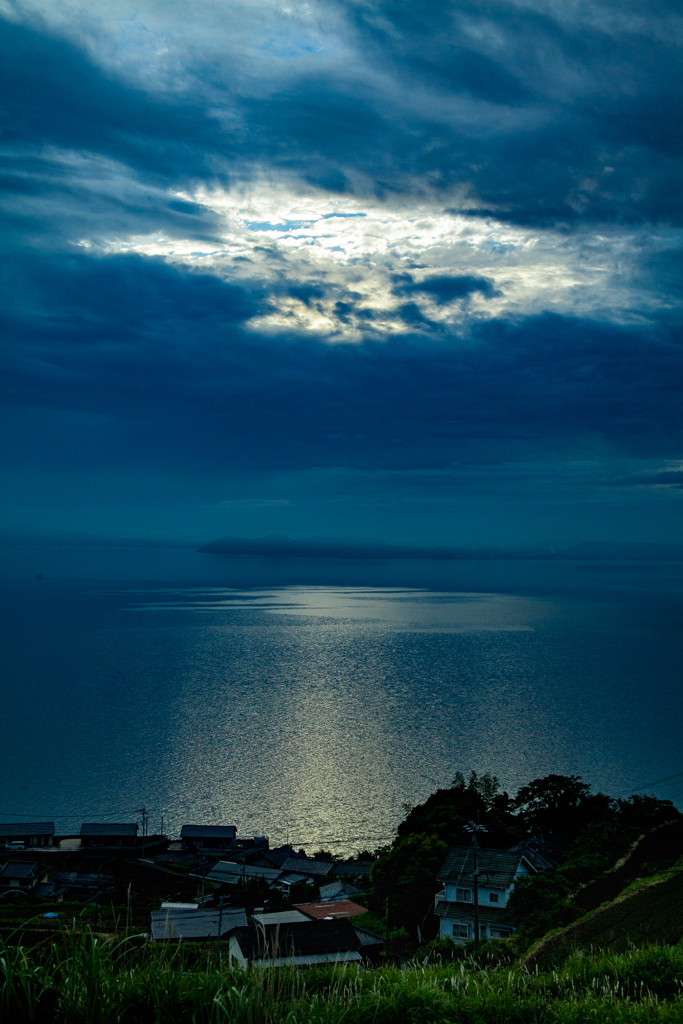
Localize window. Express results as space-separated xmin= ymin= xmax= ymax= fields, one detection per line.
xmin=489 ymin=892 xmax=499 ymax=903
xmin=451 ymin=923 xmax=470 ymax=938
xmin=455 ymin=887 xmax=472 ymax=902
xmin=490 ymin=927 xmax=512 ymax=939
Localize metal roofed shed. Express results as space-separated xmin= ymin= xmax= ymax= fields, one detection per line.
xmin=151 ymin=907 xmax=247 ymax=941
xmin=229 ymin=919 xmax=363 ymax=968
xmin=280 ymin=857 xmax=335 ymax=878
xmin=0 ymin=822 xmax=56 ymax=847
xmin=295 ymin=900 xmax=368 ymax=921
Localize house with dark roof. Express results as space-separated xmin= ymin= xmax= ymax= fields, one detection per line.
xmin=228 ymin=918 xmax=364 ymax=967
xmin=180 ymin=824 xmax=237 ymax=854
xmin=80 ymin=823 xmax=138 ymax=849
xmin=0 ymin=822 xmax=56 ymax=848
xmin=0 ymin=862 xmax=48 ymax=890
xmin=435 ymin=845 xmax=551 ymax=942
xmin=279 ymin=856 xmax=335 ymax=879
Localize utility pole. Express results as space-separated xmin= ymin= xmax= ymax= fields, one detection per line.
xmin=216 ymin=897 xmax=225 ymax=965
xmin=464 ymin=816 xmax=489 ymax=952
xmin=138 ymin=807 xmax=147 ymax=857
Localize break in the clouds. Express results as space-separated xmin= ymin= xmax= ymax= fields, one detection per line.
xmin=1 ymin=0 xmax=682 ymax=546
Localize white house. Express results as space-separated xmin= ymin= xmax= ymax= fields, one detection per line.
xmin=434 ymin=844 xmax=551 ymax=942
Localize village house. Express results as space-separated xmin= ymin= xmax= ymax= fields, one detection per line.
xmin=0 ymin=822 xmax=56 ymax=849
xmin=434 ymin=844 xmax=551 ymax=942
xmin=80 ymin=823 xmax=138 ymax=850
xmin=228 ymin=918 xmax=365 ymax=968
xmin=0 ymin=861 xmax=48 ymax=890
xmin=180 ymin=824 xmax=237 ymax=854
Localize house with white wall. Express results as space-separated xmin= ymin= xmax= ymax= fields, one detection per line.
xmin=434 ymin=844 xmax=551 ymax=942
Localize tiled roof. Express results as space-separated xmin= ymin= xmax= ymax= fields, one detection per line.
xmin=80 ymin=823 xmax=138 ymax=837
xmin=295 ymin=900 xmax=367 ymax=920
xmin=233 ymin=918 xmax=361 ymax=959
xmin=437 ymin=846 xmax=531 ymax=888
xmin=280 ymin=857 xmax=335 ymax=877
xmin=434 ymin=900 xmax=511 ymax=924
xmin=180 ymin=825 xmax=237 ymax=839
xmin=0 ymin=861 xmax=43 ymax=879
xmin=319 ymin=880 xmax=363 ymax=901
xmin=332 ymin=861 xmax=373 ymax=877
xmin=0 ymin=822 xmax=55 ymax=838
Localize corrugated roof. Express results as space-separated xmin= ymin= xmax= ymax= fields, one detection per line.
xmin=252 ymin=910 xmax=310 ymax=925
xmin=295 ymin=900 xmax=367 ymax=921
xmin=80 ymin=823 xmax=138 ymax=837
xmin=180 ymin=825 xmax=237 ymax=839
xmin=280 ymin=857 xmax=335 ymax=877
xmin=232 ymin=919 xmax=361 ymax=959
xmin=151 ymin=908 xmax=247 ymax=941
xmin=434 ymin=900 xmax=511 ymax=924
xmin=0 ymin=822 xmax=55 ymax=838
xmin=437 ymin=846 xmax=531 ymax=888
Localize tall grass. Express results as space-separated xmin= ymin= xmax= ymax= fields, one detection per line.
xmin=1 ymin=931 xmax=682 ymax=1023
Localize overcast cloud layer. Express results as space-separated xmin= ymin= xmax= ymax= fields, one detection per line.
xmin=1 ymin=0 xmax=682 ymax=547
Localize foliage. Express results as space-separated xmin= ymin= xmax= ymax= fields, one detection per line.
xmin=371 ymin=833 xmax=448 ymax=941
xmin=1 ymin=932 xmax=682 ymax=1023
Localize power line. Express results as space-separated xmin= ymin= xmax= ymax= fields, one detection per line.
xmin=617 ymin=768 xmax=683 ymax=798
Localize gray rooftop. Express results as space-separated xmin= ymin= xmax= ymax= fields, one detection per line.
xmin=80 ymin=823 xmax=138 ymax=837
xmin=0 ymin=822 xmax=55 ymax=838
xmin=205 ymin=861 xmax=282 ymax=884
xmin=151 ymin=907 xmax=247 ymax=941
xmin=437 ymin=846 xmax=536 ymax=888
xmin=0 ymin=861 xmax=44 ymax=880
xmin=181 ymin=825 xmax=237 ymax=839
xmin=280 ymin=857 xmax=335 ymax=877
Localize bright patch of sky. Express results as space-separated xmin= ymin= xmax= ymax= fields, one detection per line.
xmin=84 ymin=181 xmax=680 ymax=341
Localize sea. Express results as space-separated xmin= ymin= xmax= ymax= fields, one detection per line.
xmin=1 ymin=544 xmax=681 ymax=854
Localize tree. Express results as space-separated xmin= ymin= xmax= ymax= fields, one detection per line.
xmin=511 ymin=774 xmax=614 ymax=840
xmin=371 ymin=833 xmax=448 ymax=943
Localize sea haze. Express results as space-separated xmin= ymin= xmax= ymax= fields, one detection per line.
xmin=1 ymin=545 xmax=681 ymax=852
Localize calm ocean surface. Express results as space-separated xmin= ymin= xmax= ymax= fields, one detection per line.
xmin=1 ymin=544 xmax=681 ymax=853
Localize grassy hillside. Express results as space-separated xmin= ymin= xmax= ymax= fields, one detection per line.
xmin=524 ymin=867 xmax=683 ymax=969
xmin=1 ymin=932 xmax=682 ymax=1023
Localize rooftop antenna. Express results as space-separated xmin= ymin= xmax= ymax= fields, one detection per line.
xmin=463 ymin=814 xmax=489 ymax=951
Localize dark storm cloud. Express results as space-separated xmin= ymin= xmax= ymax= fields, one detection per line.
xmin=2 ymin=2 xmax=682 ymax=238
xmin=2 ymin=252 xmax=681 ymax=474
xmin=391 ymin=274 xmax=499 ymax=304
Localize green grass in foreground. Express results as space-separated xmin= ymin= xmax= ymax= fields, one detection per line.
xmin=1 ymin=933 xmax=682 ymax=1023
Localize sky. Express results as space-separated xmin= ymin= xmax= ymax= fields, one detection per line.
xmin=1 ymin=0 xmax=682 ymax=549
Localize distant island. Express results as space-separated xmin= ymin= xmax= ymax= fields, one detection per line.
xmin=198 ymin=535 xmax=683 ymax=561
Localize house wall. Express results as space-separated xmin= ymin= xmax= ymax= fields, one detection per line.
xmin=443 ymin=882 xmax=507 ymax=907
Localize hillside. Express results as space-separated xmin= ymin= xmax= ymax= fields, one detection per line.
xmin=523 ymin=867 xmax=683 ymax=969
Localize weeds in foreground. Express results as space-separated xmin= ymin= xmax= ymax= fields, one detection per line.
xmin=1 ymin=932 xmax=682 ymax=1023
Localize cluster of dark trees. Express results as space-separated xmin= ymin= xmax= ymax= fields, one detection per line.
xmin=369 ymin=772 xmax=681 ymax=944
